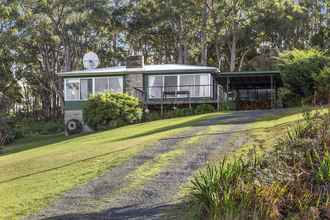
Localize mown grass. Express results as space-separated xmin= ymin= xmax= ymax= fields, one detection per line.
xmin=0 ymin=112 xmax=225 ymax=220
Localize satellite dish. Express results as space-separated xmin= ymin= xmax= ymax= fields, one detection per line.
xmin=83 ymin=52 xmax=100 ymax=70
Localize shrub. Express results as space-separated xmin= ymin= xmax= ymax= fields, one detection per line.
xmin=189 ymin=109 xmax=330 ymax=219
xmin=194 ymin=104 xmax=216 ymax=115
xmin=0 ymin=116 xmax=15 ymax=145
xmin=191 ymin=158 xmax=256 ymax=219
xmin=83 ymin=92 xmax=142 ymax=130
xmin=314 ymin=149 xmax=330 ymax=185
xmin=315 ymin=67 xmax=330 ymax=104
xmin=13 ymin=120 xmax=64 ymax=138
xmin=174 ymin=108 xmax=193 ymax=117
xmin=143 ymin=111 xmax=161 ymax=122
xmin=277 ymin=49 xmax=330 ymax=102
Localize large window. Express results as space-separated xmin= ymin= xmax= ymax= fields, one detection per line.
xmin=95 ymin=77 xmax=108 ymax=93
xmin=95 ymin=77 xmax=123 ymax=94
xmin=65 ymin=79 xmax=80 ymax=100
xmin=80 ymin=79 xmax=93 ymax=100
xmin=148 ymin=74 xmax=212 ymax=98
xmin=109 ymin=77 xmax=123 ymax=93
xmin=149 ymin=76 xmax=163 ymax=98
xmin=65 ymin=76 xmax=124 ymax=101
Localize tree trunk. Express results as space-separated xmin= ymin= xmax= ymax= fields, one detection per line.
xmin=229 ymin=32 xmax=237 ymax=72
xmin=200 ymin=0 xmax=209 ymax=65
xmin=238 ymin=49 xmax=249 ymax=71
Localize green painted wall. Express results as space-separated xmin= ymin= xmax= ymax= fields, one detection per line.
xmin=64 ymin=101 xmax=87 ymax=110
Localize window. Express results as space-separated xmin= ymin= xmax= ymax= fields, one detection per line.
xmin=164 ymin=75 xmax=178 ymax=97
xmin=65 ymin=76 xmax=124 ymax=101
xmin=80 ymin=79 xmax=93 ymax=100
xmin=148 ymin=75 xmax=163 ymax=98
xmin=95 ymin=77 xmax=123 ymax=94
xmin=65 ymin=79 xmax=80 ymax=100
xmin=199 ymin=74 xmax=211 ymax=97
xmin=179 ymin=74 xmax=211 ymax=97
xmin=95 ymin=77 xmax=108 ymax=93
xmin=181 ymin=75 xmax=198 ymax=96
xmin=109 ymin=77 xmax=123 ymax=93
xmin=148 ymin=74 xmax=212 ymax=99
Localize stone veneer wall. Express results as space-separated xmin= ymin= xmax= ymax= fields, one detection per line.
xmin=125 ymin=73 xmax=144 ymax=97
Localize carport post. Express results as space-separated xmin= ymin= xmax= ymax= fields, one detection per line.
xmin=270 ymin=75 xmax=274 ymax=109
xmin=226 ymin=76 xmax=230 ymax=102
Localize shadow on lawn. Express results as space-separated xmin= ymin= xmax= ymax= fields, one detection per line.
xmin=0 ymin=133 xmax=85 ymax=156
xmin=1 ymin=109 xmax=306 ymax=157
xmin=39 ymin=203 xmax=183 ymax=220
xmin=107 ymin=109 xmax=298 ymax=143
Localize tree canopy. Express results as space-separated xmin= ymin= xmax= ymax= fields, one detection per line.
xmin=0 ymin=0 xmax=329 ymax=119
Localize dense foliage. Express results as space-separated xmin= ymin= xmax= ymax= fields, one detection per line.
xmin=316 ymin=67 xmax=330 ymax=104
xmin=0 ymin=0 xmax=329 ymax=122
xmin=278 ymin=49 xmax=330 ymax=106
xmin=0 ymin=116 xmax=15 ymax=145
xmin=190 ymin=109 xmax=330 ymax=219
xmin=84 ymin=92 xmax=142 ymax=130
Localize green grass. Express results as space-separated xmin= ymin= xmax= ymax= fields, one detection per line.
xmin=0 ymin=112 xmax=225 ymax=220
xmin=176 ymin=107 xmax=327 ymax=201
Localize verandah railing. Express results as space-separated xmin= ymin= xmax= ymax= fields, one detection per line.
xmin=134 ymin=84 xmax=214 ymax=102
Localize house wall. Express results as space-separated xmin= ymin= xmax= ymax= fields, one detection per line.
xmin=125 ymin=73 xmax=143 ymax=96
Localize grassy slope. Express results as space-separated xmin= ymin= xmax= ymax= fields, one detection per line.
xmin=0 ymin=113 xmax=224 ymax=220
xmin=177 ymin=107 xmax=328 ymax=202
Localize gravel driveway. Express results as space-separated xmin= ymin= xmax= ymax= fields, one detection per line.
xmin=27 ymin=110 xmax=274 ymax=220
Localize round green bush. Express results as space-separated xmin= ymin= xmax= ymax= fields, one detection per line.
xmin=194 ymin=104 xmax=216 ymax=114
xmin=83 ymin=92 xmax=142 ymax=130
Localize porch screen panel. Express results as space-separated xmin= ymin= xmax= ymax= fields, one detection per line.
xmin=164 ymin=75 xmax=178 ymax=97
xmin=148 ymin=75 xmax=163 ymax=98
xmin=65 ymin=79 xmax=80 ymax=100
xmin=80 ymin=79 xmax=93 ymax=100
xmin=180 ymin=75 xmax=195 ymax=97
xmin=199 ymin=74 xmax=210 ymax=97
xmin=95 ymin=77 xmax=108 ymax=93
xmin=179 ymin=74 xmax=211 ymax=97
xmin=109 ymin=77 xmax=123 ymax=93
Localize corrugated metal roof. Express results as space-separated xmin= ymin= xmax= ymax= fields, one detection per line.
xmin=57 ymin=64 xmax=219 ymax=77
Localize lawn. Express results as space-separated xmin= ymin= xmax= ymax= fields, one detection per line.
xmin=176 ymin=107 xmax=328 ymax=201
xmin=1 ymin=107 xmax=326 ymax=220
xmin=0 ymin=112 xmax=225 ymax=220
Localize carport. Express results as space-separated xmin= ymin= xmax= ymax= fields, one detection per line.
xmin=218 ymin=71 xmax=282 ymax=110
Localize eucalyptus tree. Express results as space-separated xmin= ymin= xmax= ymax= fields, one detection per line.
xmin=0 ymin=0 xmax=22 ymax=112
xmin=15 ymin=0 xmax=116 ymax=119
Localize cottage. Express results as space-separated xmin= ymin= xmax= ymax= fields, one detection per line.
xmin=57 ymin=56 xmax=221 ymax=133
xmin=57 ymin=56 xmax=282 ymax=133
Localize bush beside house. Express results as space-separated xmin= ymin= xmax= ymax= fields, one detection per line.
xmin=277 ymin=49 xmax=330 ymax=106
xmin=83 ymin=92 xmax=143 ymax=130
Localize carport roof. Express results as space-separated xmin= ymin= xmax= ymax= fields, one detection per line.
xmin=219 ymin=70 xmax=280 ymax=77
xmin=218 ymin=70 xmax=283 ymax=89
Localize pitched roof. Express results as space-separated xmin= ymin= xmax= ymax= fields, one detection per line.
xmin=57 ymin=64 xmax=219 ymax=77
